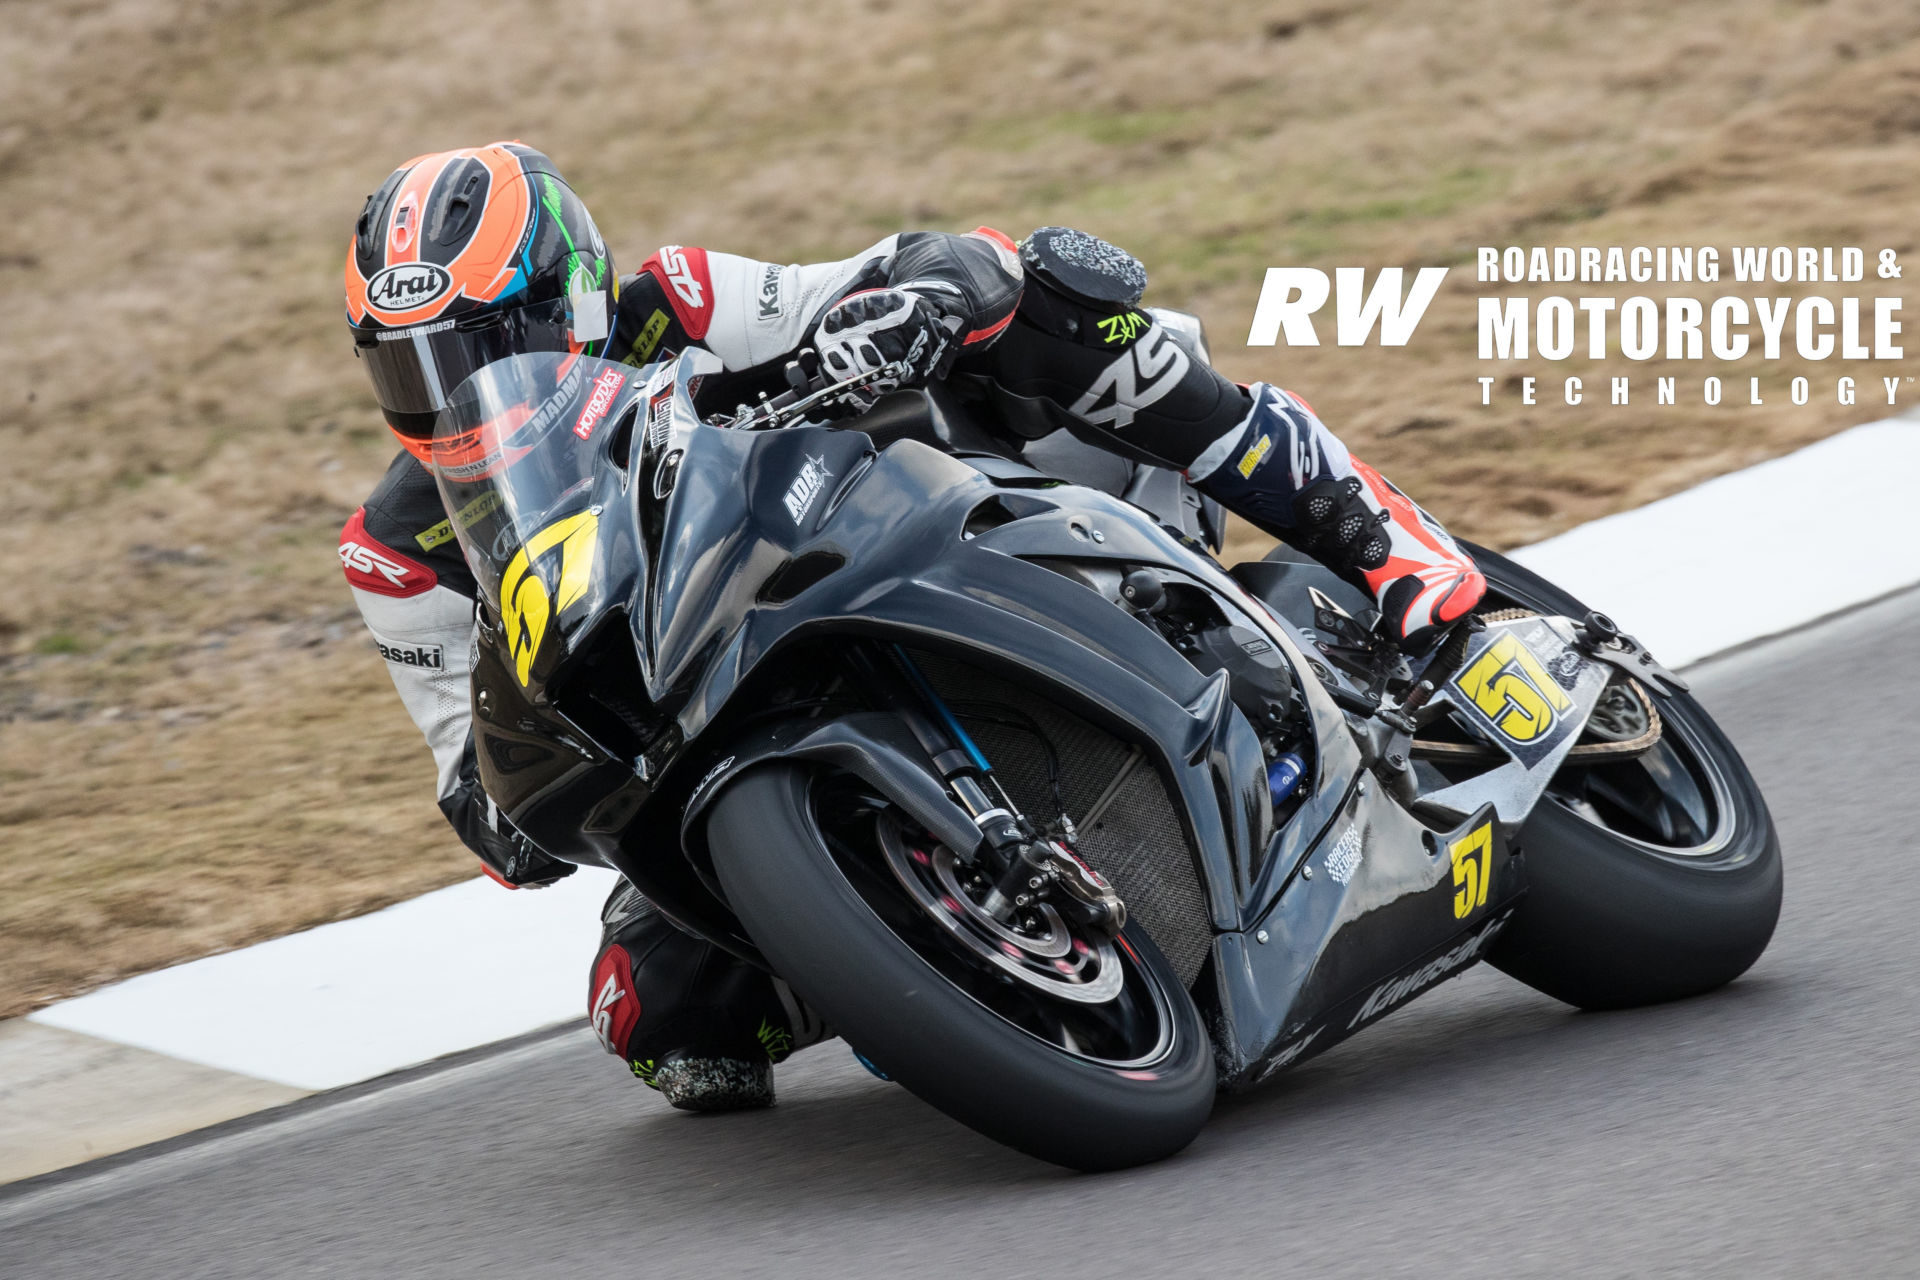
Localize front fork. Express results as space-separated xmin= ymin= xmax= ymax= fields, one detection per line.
xmin=845 ymin=643 xmax=1127 ymax=933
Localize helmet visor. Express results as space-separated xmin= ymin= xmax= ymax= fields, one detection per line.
xmin=355 ymin=292 xmax=610 ymax=439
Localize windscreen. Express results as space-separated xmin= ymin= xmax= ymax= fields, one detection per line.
xmin=428 ymin=351 xmax=638 ymax=612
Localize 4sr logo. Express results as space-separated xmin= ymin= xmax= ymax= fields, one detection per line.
xmin=339 ymin=509 xmax=436 ymax=597
xmin=1070 ymin=324 xmax=1190 ymax=429
xmin=657 ymin=245 xmax=705 ymax=308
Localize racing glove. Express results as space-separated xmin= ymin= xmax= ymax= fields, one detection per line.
xmin=813 ymin=287 xmax=962 ymax=395
xmin=476 ymin=824 xmax=577 ymax=890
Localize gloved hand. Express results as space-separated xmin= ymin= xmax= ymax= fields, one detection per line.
xmin=478 ymin=826 xmax=577 ymax=889
xmin=812 ymin=288 xmax=957 ymax=396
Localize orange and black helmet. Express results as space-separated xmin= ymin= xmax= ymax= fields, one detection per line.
xmin=345 ymin=142 xmax=615 ymax=461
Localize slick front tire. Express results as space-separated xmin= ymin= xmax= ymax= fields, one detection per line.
xmin=706 ymin=764 xmax=1215 ymax=1171
xmin=1463 ymin=542 xmax=1784 ymax=1010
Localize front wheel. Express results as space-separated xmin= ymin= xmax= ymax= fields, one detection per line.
xmin=706 ymin=764 xmax=1215 ymax=1171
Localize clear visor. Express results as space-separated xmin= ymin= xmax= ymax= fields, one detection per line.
xmin=355 ymin=292 xmax=610 ymax=433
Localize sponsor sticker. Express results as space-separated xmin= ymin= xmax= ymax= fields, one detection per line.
xmin=1255 ymin=1026 xmax=1324 ymax=1082
xmin=1325 ymin=824 xmax=1363 ymax=885
xmin=1237 ymin=433 xmax=1273 ymax=478
xmin=573 ymin=368 xmax=627 ymax=440
xmin=782 ymin=454 xmax=834 ymax=525
xmin=366 ymin=262 xmax=452 ymax=314
xmin=415 ymin=491 xmax=504 ymax=551
xmin=1546 ymin=648 xmax=1586 ymax=690
xmin=646 ymin=389 xmax=675 ymax=450
xmin=623 ymin=308 xmax=672 ymax=367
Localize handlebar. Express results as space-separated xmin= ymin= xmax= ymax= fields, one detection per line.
xmin=707 ymin=349 xmax=911 ymax=432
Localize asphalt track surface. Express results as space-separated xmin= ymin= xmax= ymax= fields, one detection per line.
xmin=6 ymin=590 xmax=1919 ymax=1278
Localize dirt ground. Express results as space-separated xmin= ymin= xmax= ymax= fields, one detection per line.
xmin=4 ymin=0 xmax=1919 ymax=1017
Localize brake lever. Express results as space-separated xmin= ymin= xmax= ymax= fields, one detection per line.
xmin=714 ymin=359 xmax=911 ymax=431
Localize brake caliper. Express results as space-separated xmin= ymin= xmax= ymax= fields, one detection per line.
xmin=1027 ymin=839 xmax=1128 ymax=934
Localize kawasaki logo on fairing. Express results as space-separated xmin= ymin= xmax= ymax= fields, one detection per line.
xmin=1348 ymin=911 xmax=1512 ymax=1029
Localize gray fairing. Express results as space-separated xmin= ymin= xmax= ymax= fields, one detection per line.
xmin=467 ymin=356 xmax=1535 ymax=1088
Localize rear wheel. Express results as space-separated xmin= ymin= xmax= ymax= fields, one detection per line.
xmin=1463 ymin=542 xmax=1783 ymax=1010
xmin=706 ymin=764 xmax=1214 ymax=1171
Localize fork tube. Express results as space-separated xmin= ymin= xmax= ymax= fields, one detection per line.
xmin=845 ymin=642 xmax=1025 ymax=867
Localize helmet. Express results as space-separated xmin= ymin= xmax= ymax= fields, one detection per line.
xmin=345 ymin=141 xmax=616 ymax=461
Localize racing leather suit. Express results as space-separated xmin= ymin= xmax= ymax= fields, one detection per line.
xmin=338 ymin=227 xmax=1483 ymax=1090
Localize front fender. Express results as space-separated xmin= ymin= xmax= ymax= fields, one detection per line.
xmin=679 ymin=711 xmax=982 ymax=881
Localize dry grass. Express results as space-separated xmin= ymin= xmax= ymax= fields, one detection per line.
xmin=4 ymin=0 xmax=1919 ymax=1016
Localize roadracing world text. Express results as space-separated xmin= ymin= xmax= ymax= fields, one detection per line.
xmin=1244 ymin=244 xmax=1912 ymax=410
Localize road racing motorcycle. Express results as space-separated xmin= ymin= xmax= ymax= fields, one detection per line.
xmin=433 ymin=324 xmax=1781 ymax=1171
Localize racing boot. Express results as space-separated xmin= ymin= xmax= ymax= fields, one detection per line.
xmin=588 ymin=879 xmax=829 ymax=1112
xmin=1186 ymin=383 xmax=1486 ymax=651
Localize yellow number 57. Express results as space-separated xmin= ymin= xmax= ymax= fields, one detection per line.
xmin=1450 ymin=823 xmax=1493 ymax=919
xmin=1453 ymin=633 xmax=1574 ymax=743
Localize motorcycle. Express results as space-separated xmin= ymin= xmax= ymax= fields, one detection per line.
xmin=431 ymin=321 xmax=1781 ymax=1171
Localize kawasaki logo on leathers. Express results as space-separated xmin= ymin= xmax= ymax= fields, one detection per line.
xmin=369 ymin=629 xmax=443 ymax=670
xmin=1070 ymin=325 xmax=1191 ymax=429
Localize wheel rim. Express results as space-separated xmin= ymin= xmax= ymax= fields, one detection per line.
xmin=809 ymin=774 xmax=1180 ymax=1072
xmin=1543 ymin=697 xmax=1735 ymax=856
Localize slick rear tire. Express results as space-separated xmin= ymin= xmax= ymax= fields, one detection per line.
xmin=706 ymin=764 xmax=1215 ymax=1171
xmin=1462 ymin=542 xmax=1784 ymax=1010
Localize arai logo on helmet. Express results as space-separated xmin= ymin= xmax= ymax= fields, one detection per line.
xmin=367 ymin=262 xmax=452 ymax=314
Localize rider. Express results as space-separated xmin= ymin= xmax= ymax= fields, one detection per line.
xmin=339 ymin=142 xmax=1486 ymax=1112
